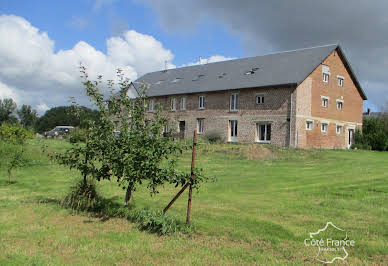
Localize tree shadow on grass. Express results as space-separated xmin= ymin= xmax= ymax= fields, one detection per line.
xmin=0 ymin=180 xmax=17 ymax=186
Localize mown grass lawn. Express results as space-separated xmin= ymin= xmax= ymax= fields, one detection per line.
xmin=0 ymin=139 xmax=387 ymax=265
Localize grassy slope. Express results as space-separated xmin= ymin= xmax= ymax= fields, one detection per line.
xmin=0 ymin=139 xmax=387 ymax=265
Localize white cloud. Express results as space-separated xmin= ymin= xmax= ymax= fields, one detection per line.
xmin=36 ymin=103 xmax=49 ymax=113
xmin=183 ymin=55 xmax=236 ymax=66
xmin=0 ymin=15 xmax=175 ymax=114
xmin=0 ymin=81 xmax=20 ymax=103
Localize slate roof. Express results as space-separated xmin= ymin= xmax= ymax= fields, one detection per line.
xmin=131 ymin=44 xmax=367 ymax=100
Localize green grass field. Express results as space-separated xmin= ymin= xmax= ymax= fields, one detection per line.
xmin=0 ymin=139 xmax=387 ymax=265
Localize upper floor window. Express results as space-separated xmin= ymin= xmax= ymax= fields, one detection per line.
xmin=197 ymin=118 xmax=204 ymax=134
xmin=180 ymin=97 xmax=186 ymax=111
xmin=170 ymin=98 xmax=176 ymax=111
xmin=322 ymin=65 xmax=330 ymax=83
xmin=337 ymin=76 xmax=344 ymax=87
xmin=148 ymin=99 xmax=155 ymax=112
xmin=230 ymin=93 xmax=239 ymax=111
xmin=198 ymin=96 xmax=205 ymax=109
xmin=256 ymin=94 xmax=264 ymax=104
xmin=337 ymin=100 xmax=343 ymax=110
xmin=321 ymin=96 xmax=329 ymax=108
xmin=323 ymin=73 xmax=330 ymax=83
xmin=306 ymin=120 xmax=313 ymax=131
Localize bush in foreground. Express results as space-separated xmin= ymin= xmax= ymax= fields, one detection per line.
xmin=61 ymin=179 xmax=101 ymax=212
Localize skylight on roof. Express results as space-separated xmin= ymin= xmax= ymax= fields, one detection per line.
xmin=155 ymin=80 xmax=164 ymax=85
xmin=244 ymin=67 xmax=260 ymax=75
xmin=171 ymin=78 xmax=182 ymax=83
xmin=192 ymin=74 xmax=205 ymax=81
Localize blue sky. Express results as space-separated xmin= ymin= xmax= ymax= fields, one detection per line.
xmin=0 ymin=0 xmax=386 ymax=112
xmin=1 ymin=0 xmax=243 ymax=65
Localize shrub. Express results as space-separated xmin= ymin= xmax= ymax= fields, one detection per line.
xmin=0 ymin=124 xmax=33 ymax=183
xmin=127 ymin=209 xmax=192 ymax=235
xmin=202 ymin=130 xmax=224 ymax=143
xmin=354 ymin=118 xmax=388 ymax=151
xmin=61 ymin=179 xmax=101 ymax=212
xmin=351 ymin=143 xmax=372 ymax=150
xmin=69 ymin=128 xmax=86 ymax=143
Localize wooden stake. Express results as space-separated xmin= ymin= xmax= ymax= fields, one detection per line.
xmin=186 ymin=129 xmax=197 ymax=225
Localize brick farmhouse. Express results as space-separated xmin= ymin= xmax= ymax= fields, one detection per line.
xmin=129 ymin=44 xmax=367 ymax=149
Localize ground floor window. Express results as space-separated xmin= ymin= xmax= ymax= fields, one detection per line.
xmin=229 ymin=120 xmax=238 ymax=141
xmin=321 ymin=123 xmax=328 ymax=133
xmin=306 ymin=120 xmax=313 ymax=130
xmin=197 ymin=118 xmax=204 ymax=134
xmin=257 ymin=123 xmax=271 ymax=143
xmin=336 ymin=124 xmax=343 ymax=134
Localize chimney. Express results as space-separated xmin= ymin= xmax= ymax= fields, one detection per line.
xmin=199 ymin=56 xmax=202 ymax=65
xmin=367 ymin=108 xmax=371 ymax=115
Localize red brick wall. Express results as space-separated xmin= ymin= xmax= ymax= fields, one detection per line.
xmin=295 ymin=49 xmax=364 ymax=148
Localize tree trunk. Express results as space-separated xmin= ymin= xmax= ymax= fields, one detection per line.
xmin=124 ymin=184 xmax=134 ymax=207
xmin=7 ymin=168 xmax=11 ymax=183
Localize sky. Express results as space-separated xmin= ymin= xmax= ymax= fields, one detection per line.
xmin=0 ymin=0 xmax=387 ymax=114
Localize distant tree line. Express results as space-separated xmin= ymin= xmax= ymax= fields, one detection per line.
xmin=0 ymin=98 xmax=100 ymax=133
xmin=354 ymin=114 xmax=388 ymax=151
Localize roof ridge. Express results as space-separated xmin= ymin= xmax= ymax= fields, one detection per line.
xmin=145 ymin=43 xmax=339 ymax=75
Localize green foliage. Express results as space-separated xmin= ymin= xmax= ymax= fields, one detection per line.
xmin=51 ymin=66 xmax=213 ymax=207
xmin=202 ymin=130 xmax=224 ymax=143
xmin=128 ymin=209 xmax=192 ymax=235
xmin=69 ymin=128 xmax=87 ymax=143
xmin=17 ymin=104 xmax=38 ymax=129
xmin=354 ymin=118 xmax=388 ymax=151
xmin=61 ymin=178 xmax=101 ymax=211
xmin=0 ymin=98 xmax=17 ymax=125
xmin=35 ymin=105 xmax=100 ymax=133
xmin=0 ymin=123 xmax=34 ymax=144
xmin=0 ymin=124 xmax=33 ymax=183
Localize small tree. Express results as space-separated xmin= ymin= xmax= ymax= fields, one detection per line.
xmin=0 ymin=124 xmax=33 ymax=183
xmin=0 ymin=98 xmax=18 ymax=125
xmin=17 ymin=104 xmax=38 ymax=128
xmin=53 ymin=66 xmax=191 ymax=207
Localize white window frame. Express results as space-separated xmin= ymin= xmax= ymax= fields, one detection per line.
xmin=230 ymin=93 xmax=239 ymax=111
xmin=256 ymin=94 xmax=265 ymax=104
xmin=198 ymin=96 xmax=205 ymax=109
xmin=321 ymin=96 xmax=329 ymax=108
xmin=321 ymin=122 xmax=329 ymax=134
xmin=229 ymin=120 xmax=238 ymax=142
xmin=336 ymin=124 xmax=343 ymax=135
xmin=163 ymin=124 xmax=169 ymax=134
xmin=170 ymin=98 xmax=176 ymax=111
xmin=322 ymin=65 xmax=330 ymax=83
xmin=180 ymin=97 xmax=186 ymax=111
xmin=306 ymin=120 xmax=314 ymax=131
xmin=197 ymin=118 xmax=204 ymax=134
xmin=148 ymin=99 xmax=155 ymax=112
xmin=336 ymin=99 xmax=343 ymax=110
xmin=337 ymin=76 xmax=344 ymax=87
xmin=257 ymin=122 xmax=271 ymax=143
